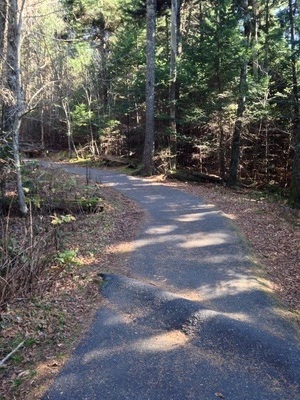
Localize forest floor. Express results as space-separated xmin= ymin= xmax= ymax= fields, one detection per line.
xmin=0 ymin=165 xmax=299 ymax=399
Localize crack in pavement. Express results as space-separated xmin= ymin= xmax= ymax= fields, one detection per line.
xmin=41 ymin=164 xmax=300 ymax=400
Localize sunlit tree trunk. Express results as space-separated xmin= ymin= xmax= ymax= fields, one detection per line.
xmin=62 ymin=98 xmax=78 ymax=159
xmin=141 ymin=0 xmax=157 ymax=175
xmin=251 ymin=0 xmax=259 ymax=79
xmin=0 ymin=0 xmax=8 ymax=134
xmin=83 ymin=86 xmax=99 ymax=156
xmin=0 ymin=1 xmax=7 ymax=52
xmin=0 ymin=1 xmax=8 ymax=75
xmin=99 ymin=33 xmax=109 ymax=115
xmin=4 ymin=0 xmax=28 ymax=215
xmin=228 ymin=61 xmax=247 ymax=186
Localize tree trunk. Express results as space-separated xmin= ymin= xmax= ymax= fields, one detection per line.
xmin=289 ymin=0 xmax=300 ymax=207
xmin=0 ymin=0 xmax=8 ymax=84
xmin=251 ymin=0 xmax=259 ymax=79
xmin=215 ymin=2 xmax=226 ymax=180
xmin=41 ymin=108 xmax=45 ymax=149
xmin=0 ymin=0 xmax=8 ymax=134
xmin=62 ymin=98 xmax=78 ymax=159
xmin=264 ymin=0 xmax=270 ymax=72
xmin=0 ymin=1 xmax=7 ymax=55
xmin=141 ymin=0 xmax=157 ymax=175
xmin=228 ymin=0 xmax=250 ymax=186
xmin=228 ymin=61 xmax=247 ymax=186
xmin=4 ymin=0 xmax=28 ymax=215
xmin=98 ymin=29 xmax=109 ymax=116
xmin=169 ymin=0 xmax=179 ymax=170
xmin=84 ymin=86 xmax=98 ymax=156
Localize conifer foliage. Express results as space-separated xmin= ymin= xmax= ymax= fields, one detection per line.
xmin=1 ymin=0 xmax=300 ymax=205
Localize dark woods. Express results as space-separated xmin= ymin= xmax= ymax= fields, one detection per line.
xmin=1 ymin=0 xmax=300 ymax=206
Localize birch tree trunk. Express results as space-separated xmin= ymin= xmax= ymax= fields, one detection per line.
xmin=0 ymin=0 xmax=8 ymax=133
xmin=5 ymin=0 xmax=28 ymax=215
xmin=62 ymin=98 xmax=78 ymax=159
xmin=0 ymin=0 xmax=8 ymax=69
xmin=141 ymin=0 xmax=157 ymax=175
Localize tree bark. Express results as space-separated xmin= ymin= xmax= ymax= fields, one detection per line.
xmin=228 ymin=61 xmax=247 ymax=186
xmin=251 ymin=0 xmax=259 ymax=79
xmin=215 ymin=2 xmax=225 ymax=180
xmin=169 ymin=0 xmax=179 ymax=170
xmin=141 ymin=0 xmax=157 ymax=175
xmin=4 ymin=0 xmax=28 ymax=215
xmin=0 ymin=1 xmax=8 ymax=74
xmin=289 ymin=0 xmax=300 ymax=207
xmin=228 ymin=0 xmax=250 ymax=186
xmin=62 ymin=98 xmax=78 ymax=159
xmin=0 ymin=0 xmax=8 ymax=134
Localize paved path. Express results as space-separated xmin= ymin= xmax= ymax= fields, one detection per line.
xmin=42 ymin=165 xmax=300 ymax=400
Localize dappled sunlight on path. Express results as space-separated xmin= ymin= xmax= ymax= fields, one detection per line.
xmin=39 ymin=163 xmax=300 ymax=400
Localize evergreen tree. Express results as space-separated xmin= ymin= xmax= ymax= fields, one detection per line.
xmin=141 ymin=0 xmax=157 ymax=175
xmin=288 ymin=0 xmax=300 ymax=206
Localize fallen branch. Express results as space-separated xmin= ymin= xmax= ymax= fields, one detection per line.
xmin=167 ymin=169 xmax=223 ymax=184
xmin=0 ymin=340 xmax=25 ymax=367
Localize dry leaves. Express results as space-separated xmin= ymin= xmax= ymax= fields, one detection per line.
xmin=0 ymin=177 xmax=145 ymax=400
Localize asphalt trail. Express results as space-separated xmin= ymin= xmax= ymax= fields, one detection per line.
xmin=41 ymin=164 xmax=300 ymax=400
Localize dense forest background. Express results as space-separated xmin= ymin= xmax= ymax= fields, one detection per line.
xmin=1 ymin=0 xmax=300 ymax=207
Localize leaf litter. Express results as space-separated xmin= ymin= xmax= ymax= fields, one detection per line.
xmin=0 ymin=171 xmax=145 ymax=400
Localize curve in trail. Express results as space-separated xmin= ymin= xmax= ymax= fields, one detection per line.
xmin=41 ymin=164 xmax=300 ymax=400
